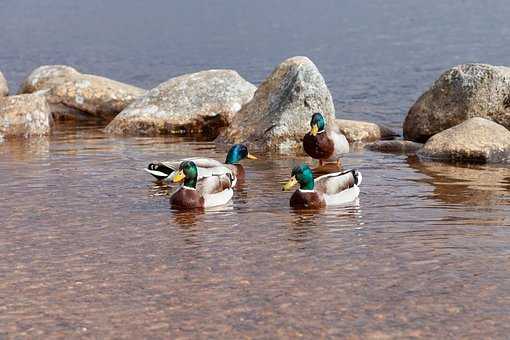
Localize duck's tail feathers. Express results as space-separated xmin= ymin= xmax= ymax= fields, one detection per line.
xmin=145 ymin=163 xmax=174 ymax=180
xmin=352 ymin=169 xmax=362 ymax=186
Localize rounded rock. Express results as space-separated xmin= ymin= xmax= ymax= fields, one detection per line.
xmin=106 ymin=70 xmax=256 ymax=137
xmin=404 ymin=63 xmax=510 ymax=142
xmin=418 ymin=117 xmax=510 ymax=163
xmin=216 ymin=56 xmax=335 ymax=153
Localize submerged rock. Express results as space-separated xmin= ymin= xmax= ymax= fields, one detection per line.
xmin=366 ymin=140 xmax=423 ymax=154
xmin=105 ymin=70 xmax=255 ymax=137
xmin=19 ymin=65 xmax=145 ymax=120
xmin=0 ymin=94 xmax=51 ymax=140
xmin=418 ymin=117 xmax=510 ymax=163
xmin=404 ymin=63 xmax=510 ymax=143
xmin=216 ymin=56 xmax=335 ymax=152
xmin=336 ymin=119 xmax=398 ymax=143
xmin=0 ymin=71 xmax=8 ymax=97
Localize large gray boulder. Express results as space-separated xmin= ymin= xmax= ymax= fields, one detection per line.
xmin=105 ymin=70 xmax=255 ymax=137
xmin=0 ymin=94 xmax=51 ymax=140
xmin=0 ymin=71 xmax=8 ymax=97
xmin=404 ymin=63 xmax=510 ymax=142
xmin=216 ymin=56 xmax=336 ymax=152
xmin=19 ymin=65 xmax=145 ymax=120
xmin=418 ymin=117 xmax=510 ymax=163
xmin=336 ymin=119 xmax=398 ymax=143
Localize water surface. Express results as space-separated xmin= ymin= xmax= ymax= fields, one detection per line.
xmin=1 ymin=124 xmax=510 ymax=338
xmin=2 ymin=0 xmax=510 ymax=338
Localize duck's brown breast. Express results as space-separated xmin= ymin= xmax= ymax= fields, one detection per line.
xmin=303 ymin=132 xmax=334 ymax=160
xmin=170 ymin=187 xmax=204 ymax=209
xmin=231 ymin=164 xmax=245 ymax=180
xmin=290 ymin=190 xmax=326 ymax=209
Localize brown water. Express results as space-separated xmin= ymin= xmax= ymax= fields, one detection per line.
xmin=1 ymin=123 xmax=510 ymax=338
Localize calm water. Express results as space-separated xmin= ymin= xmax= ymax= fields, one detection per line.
xmin=2 ymin=0 xmax=510 ymax=338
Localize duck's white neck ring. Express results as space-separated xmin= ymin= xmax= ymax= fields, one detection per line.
xmin=299 ymin=189 xmax=315 ymax=193
xmin=182 ymin=185 xmax=197 ymax=191
xmin=317 ymin=129 xmax=326 ymax=134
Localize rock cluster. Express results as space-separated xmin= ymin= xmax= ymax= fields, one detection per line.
xmin=19 ymin=65 xmax=145 ymax=120
xmin=7 ymin=59 xmax=509 ymax=167
xmin=106 ymin=70 xmax=255 ymax=137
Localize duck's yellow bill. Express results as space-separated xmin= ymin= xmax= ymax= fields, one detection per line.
xmin=172 ymin=170 xmax=186 ymax=183
xmin=311 ymin=124 xmax=319 ymax=136
xmin=247 ymin=153 xmax=258 ymax=160
xmin=282 ymin=176 xmax=298 ymax=191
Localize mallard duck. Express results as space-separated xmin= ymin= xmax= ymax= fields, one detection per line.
xmin=170 ymin=161 xmax=234 ymax=209
xmin=145 ymin=144 xmax=257 ymax=183
xmin=282 ymin=164 xmax=361 ymax=208
xmin=303 ymin=112 xmax=349 ymax=166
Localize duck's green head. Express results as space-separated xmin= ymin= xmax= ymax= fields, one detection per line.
xmin=282 ymin=164 xmax=314 ymax=191
xmin=225 ymin=144 xmax=258 ymax=164
xmin=309 ymin=112 xmax=326 ymax=136
xmin=172 ymin=161 xmax=198 ymax=188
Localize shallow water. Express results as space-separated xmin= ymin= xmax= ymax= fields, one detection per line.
xmin=1 ymin=124 xmax=510 ymax=338
xmin=3 ymin=0 xmax=510 ymax=338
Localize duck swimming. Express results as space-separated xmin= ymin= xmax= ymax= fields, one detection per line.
xmin=170 ymin=161 xmax=235 ymax=209
xmin=282 ymin=164 xmax=361 ymax=208
xmin=145 ymin=144 xmax=257 ymax=184
xmin=303 ymin=112 xmax=349 ymax=167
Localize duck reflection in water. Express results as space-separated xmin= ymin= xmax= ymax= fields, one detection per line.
xmin=407 ymin=157 xmax=510 ymax=206
xmin=171 ymin=209 xmax=204 ymax=227
xmin=287 ymin=202 xmax=363 ymax=245
xmin=149 ymin=181 xmax=173 ymax=197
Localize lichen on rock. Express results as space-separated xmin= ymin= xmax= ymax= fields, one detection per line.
xmin=19 ymin=65 xmax=145 ymax=120
xmin=105 ymin=69 xmax=256 ymax=137
xmin=0 ymin=93 xmax=51 ymax=140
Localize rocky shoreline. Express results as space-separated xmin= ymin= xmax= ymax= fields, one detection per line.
xmin=1 ymin=59 xmax=510 ymax=164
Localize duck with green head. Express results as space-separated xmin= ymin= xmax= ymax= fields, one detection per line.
xmin=145 ymin=144 xmax=257 ymax=185
xmin=303 ymin=112 xmax=349 ymax=167
xmin=170 ymin=160 xmax=234 ymax=209
xmin=282 ymin=164 xmax=362 ymax=208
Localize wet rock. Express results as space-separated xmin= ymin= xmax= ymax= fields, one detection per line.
xmin=0 ymin=71 xmax=8 ymax=97
xmin=216 ymin=56 xmax=335 ymax=152
xmin=105 ymin=70 xmax=255 ymax=137
xmin=336 ymin=119 xmax=398 ymax=143
xmin=19 ymin=65 xmax=145 ymax=120
xmin=366 ymin=140 xmax=423 ymax=154
xmin=0 ymin=94 xmax=51 ymax=140
xmin=404 ymin=63 xmax=510 ymax=142
xmin=418 ymin=117 xmax=510 ymax=163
